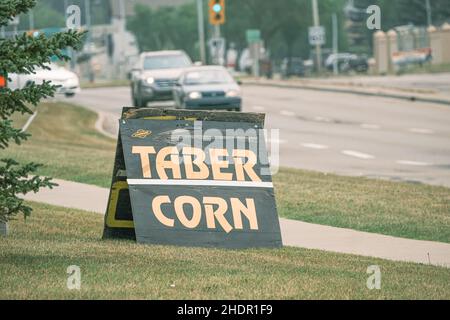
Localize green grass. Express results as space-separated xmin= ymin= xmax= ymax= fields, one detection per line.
xmin=0 ymin=202 xmax=449 ymax=299
xmin=397 ymin=62 xmax=450 ymax=75
xmin=5 ymin=101 xmax=116 ymax=187
xmin=4 ymin=102 xmax=450 ymax=243
xmin=275 ymin=169 xmax=450 ymax=243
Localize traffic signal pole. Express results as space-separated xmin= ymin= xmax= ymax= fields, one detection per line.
xmin=196 ymin=0 xmax=206 ymax=64
xmin=312 ymin=0 xmax=322 ymax=74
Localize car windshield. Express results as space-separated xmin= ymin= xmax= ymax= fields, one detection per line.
xmin=143 ymin=54 xmax=191 ymax=70
xmin=183 ymin=70 xmax=234 ymax=85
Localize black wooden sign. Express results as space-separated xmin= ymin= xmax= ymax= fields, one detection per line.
xmin=103 ymin=107 xmax=282 ymax=249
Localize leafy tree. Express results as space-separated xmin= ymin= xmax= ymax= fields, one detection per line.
xmin=0 ymin=0 xmax=84 ymax=225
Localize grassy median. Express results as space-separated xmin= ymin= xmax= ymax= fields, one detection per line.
xmin=0 ymin=201 xmax=449 ymax=299
xmin=5 ymin=101 xmax=450 ymax=243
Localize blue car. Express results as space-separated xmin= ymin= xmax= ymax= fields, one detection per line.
xmin=173 ymin=66 xmax=242 ymax=111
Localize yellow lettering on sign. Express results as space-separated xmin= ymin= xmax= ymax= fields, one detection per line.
xmin=152 ymin=195 xmax=174 ymax=227
xmin=156 ymin=146 xmax=181 ymax=180
xmin=231 ymin=198 xmax=258 ymax=230
xmin=132 ymin=146 xmax=156 ymax=178
xmin=174 ymin=196 xmax=202 ymax=229
xmin=209 ymin=148 xmax=233 ymax=181
xmin=232 ymin=149 xmax=261 ymax=182
xmin=132 ymin=146 xmax=263 ymax=182
xmin=183 ymin=147 xmax=209 ymax=180
xmin=203 ymin=197 xmax=232 ymax=233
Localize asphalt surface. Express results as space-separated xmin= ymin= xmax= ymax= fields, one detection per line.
xmin=70 ymin=84 xmax=450 ymax=188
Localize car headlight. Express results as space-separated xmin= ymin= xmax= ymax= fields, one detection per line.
xmin=188 ymin=91 xmax=202 ymax=99
xmin=145 ymin=77 xmax=154 ymax=85
xmin=226 ymin=90 xmax=240 ymax=97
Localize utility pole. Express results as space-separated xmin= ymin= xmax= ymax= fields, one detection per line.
xmin=196 ymin=0 xmax=206 ymax=64
xmin=312 ymin=0 xmax=322 ymax=74
xmin=28 ymin=9 xmax=34 ymax=30
xmin=332 ymin=13 xmax=339 ymax=75
xmin=84 ymin=0 xmax=93 ymax=82
xmin=425 ymin=0 xmax=432 ymax=26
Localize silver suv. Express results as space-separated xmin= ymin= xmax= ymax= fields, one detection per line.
xmin=130 ymin=50 xmax=192 ymax=107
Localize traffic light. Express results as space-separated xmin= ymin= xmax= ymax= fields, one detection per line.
xmin=0 ymin=74 xmax=6 ymax=88
xmin=209 ymin=0 xmax=225 ymax=25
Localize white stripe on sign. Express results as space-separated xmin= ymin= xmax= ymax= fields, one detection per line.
xmin=396 ymin=160 xmax=432 ymax=166
xmin=341 ymin=150 xmax=375 ymax=160
xmin=301 ymin=143 xmax=329 ymax=150
xmin=127 ymin=179 xmax=274 ymax=188
xmin=21 ymin=111 xmax=38 ymax=132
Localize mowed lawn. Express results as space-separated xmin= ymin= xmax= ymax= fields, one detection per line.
xmin=0 ymin=202 xmax=449 ymax=299
xmin=4 ymin=102 xmax=450 ymax=243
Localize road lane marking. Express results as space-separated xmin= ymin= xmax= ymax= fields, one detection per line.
xmin=301 ymin=143 xmax=329 ymax=150
xmin=409 ymin=128 xmax=434 ymax=134
xmin=341 ymin=150 xmax=375 ymax=160
xmin=314 ymin=116 xmax=332 ymax=123
xmin=361 ymin=123 xmax=380 ymax=130
xmin=21 ymin=111 xmax=38 ymax=132
xmin=280 ymin=110 xmax=296 ymax=117
xmin=252 ymin=105 xmax=265 ymax=111
xmin=396 ymin=160 xmax=432 ymax=166
xmin=266 ymin=138 xmax=287 ymax=145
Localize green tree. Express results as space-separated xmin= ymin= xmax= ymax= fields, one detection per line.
xmin=0 ymin=0 xmax=84 ymax=226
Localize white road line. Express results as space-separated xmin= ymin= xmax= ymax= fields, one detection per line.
xmin=127 ymin=179 xmax=274 ymax=188
xmin=280 ymin=110 xmax=296 ymax=117
xmin=341 ymin=150 xmax=375 ymax=160
xmin=266 ymin=138 xmax=288 ymax=145
xmin=21 ymin=111 xmax=38 ymax=132
xmin=409 ymin=128 xmax=434 ymax=135
xmin=396 ymin=160 xmax=432 ymax=166
xmin=361 ymin=123 xmax=380 ymax=130
xmin=301 ymin=143 xmax=329 ymax=150
xmin=314 ymin=116 xmax=332 ymax=123
xmin=252 ymin=105 xmax=265 ymax=111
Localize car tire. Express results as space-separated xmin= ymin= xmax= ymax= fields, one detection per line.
xmin=65 ymin=92 xmax=75 ymax=98
xmin=135 ymin=88 xmax=146 ymax=108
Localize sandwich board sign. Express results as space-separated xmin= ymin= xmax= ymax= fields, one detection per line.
xmin=103 ymin=107 xmax=282 ymax=249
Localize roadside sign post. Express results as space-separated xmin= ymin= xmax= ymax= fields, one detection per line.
xmin=208 ymin=37 xmax=226 ymax=65
xmin=308 ymin=26 xmax=326 ymax=46
xmin=246 ymin=29 xmax=262 ymax=77
xmin=103 ymin=108 xmax=283 ymax=249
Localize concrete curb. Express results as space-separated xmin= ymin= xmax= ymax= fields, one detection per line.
xmin=243 ymin=80 xmax=450 ymax=107
xmin=95 ymin=111 xmax=118 ymax=140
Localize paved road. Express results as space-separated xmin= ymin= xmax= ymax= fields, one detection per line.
xmin=71 ymin=85 xmax=450 ymax=187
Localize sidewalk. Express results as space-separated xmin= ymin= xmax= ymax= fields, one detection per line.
xmin=243 ymin=73 xmax=450 ymax=106
xmin=24 ymin=179 xmax=450 ymax=268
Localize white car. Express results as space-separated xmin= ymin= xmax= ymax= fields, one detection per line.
xmin=8 ymin=63 xmax=80 ymax=97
